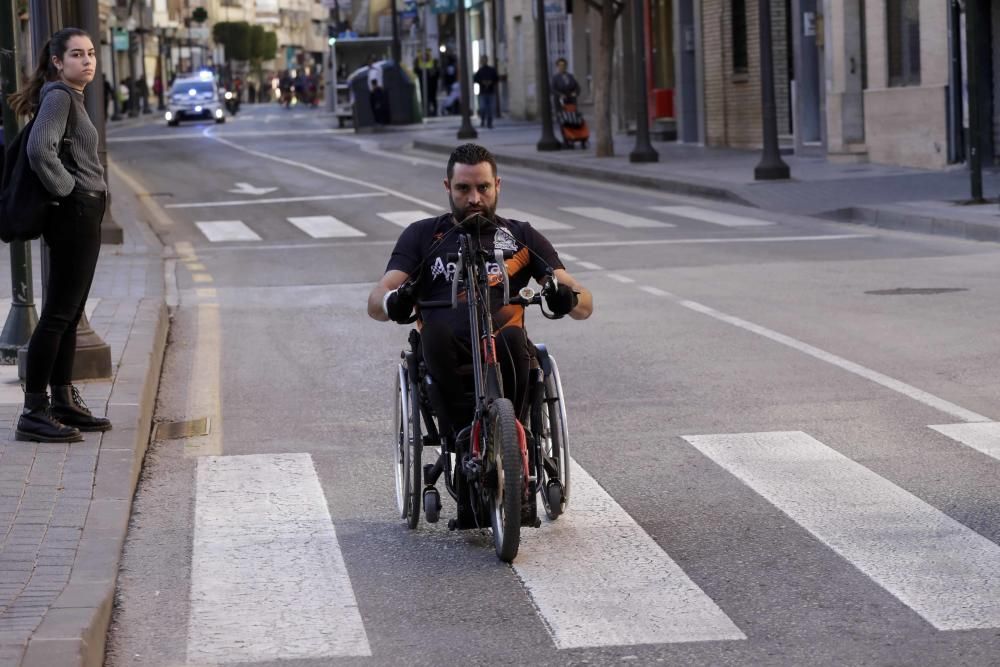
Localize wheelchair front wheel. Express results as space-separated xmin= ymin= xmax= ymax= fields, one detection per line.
xmin=488 ymin=398 xmax=522 ymax=562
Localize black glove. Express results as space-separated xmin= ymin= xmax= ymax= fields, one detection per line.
xmin=544 ymin=281 xmax=578 ymax=316
xmin=384 ymin=286 xmax=415 ymax=324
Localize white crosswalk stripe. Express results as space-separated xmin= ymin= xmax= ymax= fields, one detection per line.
xmin=648 ymin=205 xmax=775 ymax=227
xmin=377 ymin=210 xmax=433 ymax=227
xmin=929 ymin=422 xmax=1000 ymax=462
xmin=516 ymin=459 xmax=745 ymax=648
xmin=287 ymin=215 xmax=366 ymax=238
xmin=682 ymin=431 xmax=1000 ymax=631
xmin=188 ymin=454 xmax=371 ymax=661
xmin=560 ymin=206 xmax=675 ymax=228
xmin=195 ymin=220 xmax=261 ymax=242
xmin=497 ymin=208 xmax=573 ymax=230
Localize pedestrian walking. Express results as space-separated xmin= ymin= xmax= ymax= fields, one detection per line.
xmin=551 ymin=57 xmax=580 ymax=106
xmin=5 ymin=27 xmax=112 ymax=442
xmin=473 ymin=56 xmax=498 ymax=129
xmin=414 ymin=48 xmax=439 ymax=116
xmin=102 ymin=74 xmax=114 ymax=118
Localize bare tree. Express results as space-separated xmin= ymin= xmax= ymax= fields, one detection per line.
xmin=584 ymin=0 xmax=625 ymax=157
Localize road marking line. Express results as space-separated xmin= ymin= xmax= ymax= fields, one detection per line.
xmin=182 ymin=303 xmax=223 ymax=457
xmin=108 ymin=159 xmax=175 ymax=227
xmin=205 ymin=131 xmax=438 ymax=209
xmin=195 ymin=220 xmax=262 ymax=242
xmin=558 ymin=252 xmax=578 ymax=261
xmin=287 ymin=215 xmax=366 ymax=238
xmin=191 ymin=273 xmax=214 ymax=284
xmin=928 ymin=422 xmax=1000 ymax=462
xmin=560 ymin=206 xmax=676 ymax=228
xmin=674 ymin=298 xmax=990 ymax=423
xmin=517 ymin=459 xmax=745 ymax=648
xmin=186 ymin=262 xmax=206 ymax=271
xmin=682 ymin=431 xmax=1000 ymax=630
xmin=166 ymin=192 xmax=387 ymax=209
xmin=377 ymin=210 xmax=433 ymax=227
xmin=648 ymin=205 xmax=774 ymax=227
xmin=497 ymin=208 xmax=573 ymax=230
xmin=107 ymin=128 xmax=349 ymax=143
xmin=174 ymin=241 xmax=195 ymax=258
xmin=195 ymin=288 xmax=217 ymax=299
xmin=187 ymin=454 xmax=371 ymax=662
xmin=606 ymin=273 xmax=635 ymax=284
xmin=556 ymin=234 xmax=871 ymax=248
xmin=574 ymin=261 xmax=603 ymax=271
xmin=639 ymin=285 xmax=672 ymax=297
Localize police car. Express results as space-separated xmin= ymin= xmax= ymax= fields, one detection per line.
xmin=165 ymin=71 xmax=225 ymax=126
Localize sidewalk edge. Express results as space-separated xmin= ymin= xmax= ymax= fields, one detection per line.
xmin=821 ymin=207 xmax=1000 ymax=243
xmin=411 ymin=139 xmax=755 ymax=207
xmin=20 ymin=298 xmax=169 ymax=667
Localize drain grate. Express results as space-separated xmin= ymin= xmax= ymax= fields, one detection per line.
xmin=154 ymin=417 xmax=211 ymax=440
xmin=865 ymin=288 xmax=968 ymax=296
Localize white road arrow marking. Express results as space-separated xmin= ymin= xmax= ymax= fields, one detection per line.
xmin=228 ymin=182 xmax=278 ymax=196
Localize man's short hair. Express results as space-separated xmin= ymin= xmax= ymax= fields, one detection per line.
xmin=446 ymin=143 xmax=497 ymax=180
xmin=556 ymin=57 xmax=568 ymax=66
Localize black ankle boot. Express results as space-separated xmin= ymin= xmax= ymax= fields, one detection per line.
xmin=50 ymin=385 xmax=112 ymax=432
xmin=16 ymin=393 xmax=83 ymax=443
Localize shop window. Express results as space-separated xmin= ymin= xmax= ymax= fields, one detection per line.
xmin=731 ymin=0 xmax=748 ymax=74
xmin=887 ymin=0 xmax=920 ymax=86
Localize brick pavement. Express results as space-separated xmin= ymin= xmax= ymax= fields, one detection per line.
xmin=0 ymin=166 xmax=168 ymax=666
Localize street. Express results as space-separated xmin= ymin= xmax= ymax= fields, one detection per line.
xmin=102 ymin=107 xmax=1000 ymax=666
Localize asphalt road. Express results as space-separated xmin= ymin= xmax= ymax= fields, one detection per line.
xmin=103 ymin=106 xmax=1000 ymax=666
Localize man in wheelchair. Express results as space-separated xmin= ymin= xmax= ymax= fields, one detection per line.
xmin=366 ymin=143 xmax=593 ymax=437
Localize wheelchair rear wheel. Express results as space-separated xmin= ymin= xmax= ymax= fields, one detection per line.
xmin=537 ymin=355 xmax=571 ymax=519
xmin=488 ymin=398 xmax=523 ymax=562
xmin=393 ymin=365 xmax=422 ymax=528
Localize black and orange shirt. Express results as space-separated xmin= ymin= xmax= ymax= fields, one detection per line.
xmin=386 ymin=214 xmax=563 ymax=336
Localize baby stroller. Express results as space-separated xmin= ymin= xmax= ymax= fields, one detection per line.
xmin=556 ymin=96 xmax=589 ymax=149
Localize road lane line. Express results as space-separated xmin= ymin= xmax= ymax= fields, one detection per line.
xmin=497 ymin=208 xmax=573 ymax=230
xmin=606 ymin=273 xmax=635 ymax=284
xmin=682 ymin=431 xmax=1000 ymax=630
xmin=287 ymin=215 xmax=366 ymax=238
xmin=574 ymin=261 xmax=603 ymax=271
xmin=674 ymin=298 xmax=990 ymax=423
xmin=108 ymin=128 xmax=350 ymax=143
xmin=195 ymin=220 xmax=262 ymax=242
xmin=555 ymin=234 xmax=871 ymax=248
xmin=205 ymin=131 xmax=439 ymax=209
xmin=166 ymin=192 xmax=387 ymax=209
xmin=182 ymin=303 xmax=224 ymax=458
xmin=516 ymin=459 xmax=745 ymax=647
xmin=187 ymin=453 xmax=371 ymax=662
xmin=928 ymin=422 xmax=1000 ymax=462
xmin=560 ymin=206 xmax=676 ymax=228
xmin=648 ymin=205 xmax=774 ymax=227
xmin=639 ymin=285 xmax=673 ymax=297
xmin=377 ymin=210 xmax=433 ymax=227
xmin=557 ymin=252 xmax=578 ymax=261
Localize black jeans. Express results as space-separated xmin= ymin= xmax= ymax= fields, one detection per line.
xmin=421 ymin=320 xmax=532 ymax=435
xmin=24 ymin=190 xmax=104 ymax=393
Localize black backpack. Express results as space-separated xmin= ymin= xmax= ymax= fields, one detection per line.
xmin=0 ymin=82 xmax=76 ymax=243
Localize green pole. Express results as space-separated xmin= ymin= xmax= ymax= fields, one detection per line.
xmin=0 ymin=0 xmax=40 ymax=364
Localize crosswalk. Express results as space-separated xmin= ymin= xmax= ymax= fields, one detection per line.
xmin=186 ymin=204 xmax=777 ymax=243
xmin=185 ymin=424 xmax=1000 ymax=659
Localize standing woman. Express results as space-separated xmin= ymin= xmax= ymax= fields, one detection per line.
xmin=6 ymin=28 xmax=112 ymax=442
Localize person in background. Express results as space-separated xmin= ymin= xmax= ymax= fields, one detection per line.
xmin=473 ymin=55 xmax=498 ymax=129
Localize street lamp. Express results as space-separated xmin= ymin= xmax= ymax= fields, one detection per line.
xmin=753 ymin=0 xmax=789 ymax=180
xmin=456 ymin=0 xmax=478 ymax=139
xmin=628 ymin=0 xmax=657 ymax=162
xmin=533 ymin=0 xmax=560 ymax=150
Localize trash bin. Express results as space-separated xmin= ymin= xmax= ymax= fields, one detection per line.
xmin=349 ymin=61 xmax=421 ymax=130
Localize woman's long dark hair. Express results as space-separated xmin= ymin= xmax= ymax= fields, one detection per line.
xmin=6 ymin=27 xmax=90 ymax=117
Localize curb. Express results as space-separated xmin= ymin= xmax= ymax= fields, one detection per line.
xmin=821 ymin=206 xmax=1000 ymax=243
xmin=412 ymin=139 xmax=756 ymax=207
xmin=19 ymin=299 xmax=169 ymax=667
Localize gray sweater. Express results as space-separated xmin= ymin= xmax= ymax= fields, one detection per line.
xmin=26 ymin=82 xmax=105 ymax=197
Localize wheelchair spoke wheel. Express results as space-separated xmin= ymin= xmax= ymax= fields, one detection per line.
xmin=537 ymin=356 xmax=570 ymax=519
xmin=406 ymin=371 xmax=423 ymax=530
xmin=488 ymin=398 xmax=522 ymax=562
xmin=393 ymin=367 xmax=409 ymax=519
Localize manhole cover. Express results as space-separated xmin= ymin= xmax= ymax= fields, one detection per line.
xmin=154 ymin=417 xmax=211 ymax=440
xmin=864 ymin=288 xmax=968 ymax=296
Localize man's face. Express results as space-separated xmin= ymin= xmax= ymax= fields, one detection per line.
xmin=444 ymin=162 xmax=501 ymax=222
xmin=557 ymin=60 xmax=567 ymax=74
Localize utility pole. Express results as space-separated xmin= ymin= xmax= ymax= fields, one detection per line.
xmin=0 ymin=0 xmax=39 ymax=364
xmin=753 ymin=0 xmax=790 ymax=180
xmin=391 ymin=0 xmax=402 ymax=63
xmin=965 ymin=0 xmax=985 ymax=202
xmin=456 ymin=0 xmax=477 ymax=139
xmin=109 ymin=27 xmax=123 ymax=120
xmin=138 ymin=0 xmax=151 ymax=113
xmin=534 ymin=0 xmax=559 ymax=150
xmin=628 ymin=0 xmax=657 ymax=162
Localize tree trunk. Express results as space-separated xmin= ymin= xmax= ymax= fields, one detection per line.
xmin=593 ymin=0 xmax=617 ymax=156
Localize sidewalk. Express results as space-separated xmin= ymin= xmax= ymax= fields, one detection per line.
xmin=408 ymin=117 xmax=1000 ymax=242
xmin=0 ymin=168 xmax=168 ymax=665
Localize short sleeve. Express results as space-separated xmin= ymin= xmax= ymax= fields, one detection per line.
xmin=385 ymin=219 xmax=427 ymax=275
xmin=523 ymin=222 xmax=564 ymax=280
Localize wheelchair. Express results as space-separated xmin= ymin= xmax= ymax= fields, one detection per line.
xmin=390 ymin=220 xmax=572 ymax=561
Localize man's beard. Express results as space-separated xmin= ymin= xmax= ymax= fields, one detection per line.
xmin=450 ymin=194 xmax=497 ymax=224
